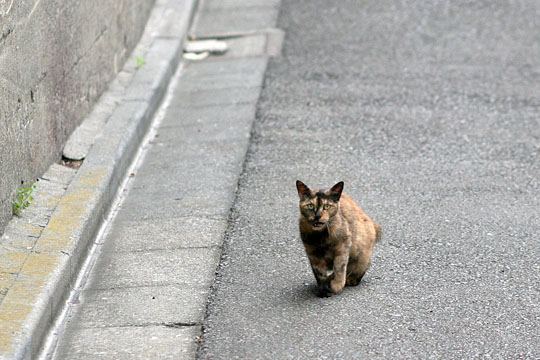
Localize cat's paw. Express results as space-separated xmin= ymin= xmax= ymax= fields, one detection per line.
xmin=317 ymin=288 xmax=333 ymax=298
xmin=317 ymin=283 xmax=333 ymax=298
xmin=330 ymin=280 xmax=345 ymax=295
xmin=346 ymin=272 xmax=365 ymax=287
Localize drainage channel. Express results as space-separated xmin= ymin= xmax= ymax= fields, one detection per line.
xmin=38 ymin=61 xmax=186 ymax=360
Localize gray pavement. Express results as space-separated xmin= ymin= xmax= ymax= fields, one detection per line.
xmin=198 ymin=0 xmax=540 ymax=359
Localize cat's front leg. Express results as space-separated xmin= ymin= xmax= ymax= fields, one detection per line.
xmin=314 ymin=267 xmax=335 ymax=297
xmin=330 ymin=248 xmax=350 ymax=295
xmin=310 ymin=265 xmax=322 ymax=286
xmin=308 ymin=256 xmax=334 ymax=297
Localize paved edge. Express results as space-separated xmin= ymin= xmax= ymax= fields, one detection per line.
xmin=0 ymin=1 xmax=198 ymax=359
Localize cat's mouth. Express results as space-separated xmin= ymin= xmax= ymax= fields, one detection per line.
xmin=312 ymin=221 xmax=326 ymax=228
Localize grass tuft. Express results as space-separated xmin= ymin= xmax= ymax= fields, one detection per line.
xmin=12 ymin=183 xmax=36 ymax=217
xmin=135 ymin=55 xmax=146 ymax=69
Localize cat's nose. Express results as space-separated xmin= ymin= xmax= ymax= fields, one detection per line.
xmin=314 ymin=215 xmax=321 ymax=220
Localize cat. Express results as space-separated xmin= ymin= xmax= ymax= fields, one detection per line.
xmin=296 ymin=180 xmax=381 ymax=297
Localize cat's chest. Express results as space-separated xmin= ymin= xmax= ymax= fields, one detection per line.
xmin=301 ymin=231 xmax=335 ymax=257
xmin=301 ymin=230 xmax=329 ymax=246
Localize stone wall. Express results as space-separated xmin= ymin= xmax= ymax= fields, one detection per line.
xmin=0 ymin=0 xmax=156 ymax=233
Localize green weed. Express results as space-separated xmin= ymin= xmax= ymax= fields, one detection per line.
xmin=12 ymin=183 xmax=36 ymax=217
xmin=135 ymin=55 xmax=146 ymax=69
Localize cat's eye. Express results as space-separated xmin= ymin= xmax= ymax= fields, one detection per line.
xmin=323 ymin=204 xmax=330 ymax=210
xmin=306 ymin=204 xmax=314 ymax=210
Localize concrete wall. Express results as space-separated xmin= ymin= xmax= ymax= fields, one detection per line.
xmin=0 ymin=0 xmax=156 ymax=233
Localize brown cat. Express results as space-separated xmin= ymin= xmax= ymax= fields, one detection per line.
xmin=296 ymin=180 xmax=381 ymax=297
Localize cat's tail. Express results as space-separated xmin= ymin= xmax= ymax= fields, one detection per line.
xmin=374 ymin=223 xmax=382 ymax=243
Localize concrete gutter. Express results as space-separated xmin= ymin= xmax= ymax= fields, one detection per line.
xmin=0 ymin=0 xmax=198 ymax=358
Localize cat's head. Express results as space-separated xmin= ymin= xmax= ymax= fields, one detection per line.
xmin=296 ymin=180 xmax=344 ymax=231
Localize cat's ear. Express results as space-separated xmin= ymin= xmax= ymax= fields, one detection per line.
xmin=296 ymin=180 xmax=311 ymax=199
xmin=329 ymin=181 xmax=344 ymax=201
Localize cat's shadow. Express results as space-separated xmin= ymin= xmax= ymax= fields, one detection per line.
xmin=292 ymin=283 xmax=320 ymax=302
xmin=286 ymin=283 xmax=339 ymax=303
xmin=286 ymin=279 xmax=372 ymax=304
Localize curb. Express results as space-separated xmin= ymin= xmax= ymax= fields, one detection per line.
xmin=0 ymin=0 xmax=197 ymax=358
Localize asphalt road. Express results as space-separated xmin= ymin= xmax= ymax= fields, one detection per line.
xmin=198 ymin=0 xmax=540 ymax=358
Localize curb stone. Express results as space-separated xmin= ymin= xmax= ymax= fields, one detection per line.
xmin=0 ymin=0 xmax=197 ymax=358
